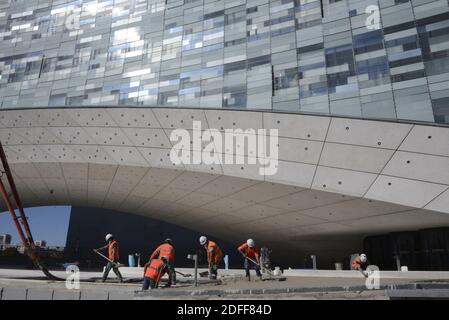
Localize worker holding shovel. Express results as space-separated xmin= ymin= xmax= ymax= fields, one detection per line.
xmin=199 ymin=236 xmax=223 ymax=280
xmin=352 ymin=253 xmax=370 ymax=278
xmin=142 ymin=257 xmax=169 ymax=290
xmin=238 ymin=239 xmax=262 ymax=281
xmin=149 ymin=238 xmax=176 ymax=286
xmin=94 ymin=233 xmax=123 ymax=283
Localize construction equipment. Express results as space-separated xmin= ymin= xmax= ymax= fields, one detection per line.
xmin=245 ymin=256 xmax=286 ymax=281
xmin=260 ymin=247 xmax=272 ymax=271
xmin=0 ymin=142 xmax=62 ymax=281
xmin=175 ymin=270 xmax=192 ymax=277
xmin=199 ymin=271 xmax=209 ymax=278
xmin=93 ymin=249 xmax=123 ymax=268
xmin=245 ymin=256 xmax=274 ymax=276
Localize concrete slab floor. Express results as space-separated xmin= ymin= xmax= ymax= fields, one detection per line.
xmin=1 ymin=267 xmax=449 ymax=299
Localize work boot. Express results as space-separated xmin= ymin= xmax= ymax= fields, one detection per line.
xmin=115 ymin=271 xmax=124 ymax=283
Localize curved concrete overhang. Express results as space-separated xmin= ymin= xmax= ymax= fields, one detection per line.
xmin=1 ymin=107 xmax=449 ymax=261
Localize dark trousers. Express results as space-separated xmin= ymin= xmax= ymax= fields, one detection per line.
xmin=244 ymin=258 xmax=261 ymax=278
xmin=102 ymin=261 xmax=123 ymax=282
xmin=209 ymin=262 xmax=219 ymax=278
xmin=167 ymin=262 xmax=176 ymax=285
xmin=142 ymin=277 xmax=156 ymax=290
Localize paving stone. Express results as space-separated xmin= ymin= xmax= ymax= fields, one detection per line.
xmin=53 ymin=290 xmax=81 ymax=300
xmin=27 ymin=288 xmax=54 ymax=300
xmin=2 ymin=287 xmax=28 ymax=300
xmin=80 ymin=290 xmax=109 ymax=300
xmin=108 ymin=291 xmax=134 ymax=300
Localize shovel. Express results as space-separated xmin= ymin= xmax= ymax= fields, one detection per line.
xmin=245 ymin=256 xmax=276 ymax=277
xmin=175 ymin=270 xmax=192 ymax=277
xmin=245 ymin=257 xmax=287 ymax=281
xmin=93 ymin=249 xmax=123 ymax=268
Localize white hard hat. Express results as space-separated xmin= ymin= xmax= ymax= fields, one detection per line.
xmin=105 ymin=234 xmax=113 ymax=242
xmin=199 ymin=236 xmax=207 ymax=245
xmin=247 ymin=239 xmax=255 ymax=248
xmin=360 ymin=253 xmax=367 ymax=263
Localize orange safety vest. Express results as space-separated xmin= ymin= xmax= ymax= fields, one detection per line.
xmin=207 ymin=240 xmax=223 ymax=263
xmin=151 ymin=243 xmax=175 ymax=263
xmin=352 ymin=256 xmax=368 ymax=270
xmin=238 ymin=243 xmax=260 ymax=260
xmin=144 ymin=259 xmax=167 ymax=281
xmin=108 ymin=240 xmax=119 ymax=261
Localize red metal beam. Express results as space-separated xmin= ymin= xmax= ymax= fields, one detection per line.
xmin=0 ymin=141 xmax=62 ymax=280
xmin=0 ymin=142 xmax=35 ymax=247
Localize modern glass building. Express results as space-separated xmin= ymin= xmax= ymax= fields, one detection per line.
xmin=1 ymin=0 xmax=448 ymax=123
xmin=2 ymin=0 xmax=449 ymax=269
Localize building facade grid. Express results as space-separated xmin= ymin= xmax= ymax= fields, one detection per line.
xmin=0 ymin=0 xmax=448 ymax=124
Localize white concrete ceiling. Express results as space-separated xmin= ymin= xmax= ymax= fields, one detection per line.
xmin=1 ymin=107 xmax=449 ymax=259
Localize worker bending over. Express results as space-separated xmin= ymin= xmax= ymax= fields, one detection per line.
xmin=95 ymin=233 xmax=123 ymax=283
xmin=352 ymin=253 xmax=369 ymax=277
xmin=150 ymin=238 xmax=176 ymax=286
xmin=238 ymin=238 xmax=262 ymax=281
xmin=142 ymin=257 xmax=168 ymax=290
xmin=199 ymin=236 xmax=223 ymax=280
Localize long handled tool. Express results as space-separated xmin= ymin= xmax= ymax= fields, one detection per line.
xmin=175 ymin=270 xmax=192 ymax=277
xmin=358 ymin=268 xmax=368 ymax=278
xmin=93 ymin=249 xmax=123 ymax=268
xmin=246 ymin=256 xmax=287 ymax=281
xmin=245 ymin=256 xmax=275 ymax=277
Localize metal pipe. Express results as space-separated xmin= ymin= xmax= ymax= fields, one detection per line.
xmin=187 ymin=253 xmax=198 ymax=287
xmin=0 ymin=142 xmax=34 ymax=246
xmin=0 ymin=142 xmax=62 ymax=281
xmin=0 ymin=178 xmax=28 ymax=246
xmin=194 ymin=254 xmax=198 ymax=287
xmin=311 ymin=255 xmax=317 ymax=270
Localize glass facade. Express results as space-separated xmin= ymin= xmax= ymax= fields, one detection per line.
xmin=0 ymin=0 xmax=449 ymax=124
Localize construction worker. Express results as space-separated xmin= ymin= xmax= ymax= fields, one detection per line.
xmin=95 ymin=234 xmax=123 ymax=283
xmin=149 ymin=238 xmax=176 ymax=286
xmin=238 ymin=238 xmax=262 ymax=281
xmin=199 ymin=236 xmax=223 ymax=280
xmin=352 ymin=253 xmax=369 ymax=276
xmin=142 ymin=257 xmax=168 ymax=290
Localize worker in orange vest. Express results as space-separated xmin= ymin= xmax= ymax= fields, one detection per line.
xmin=95 ymin=233 xmax=123 ymax=283
xmin=352 ymin=253 xmax=369 ymax=277
xmin=149 ymin=238 xmax=176 ymax=286
xmin=199 ymin=236 xmax=223 ymax=280
xmin=142 ymin=257 xmax=168 ymax=290
xmin=238 ymin=238 xmax=262 ymax=281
